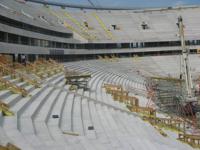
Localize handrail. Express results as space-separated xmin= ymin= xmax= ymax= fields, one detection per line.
xmin=178 ymin=133 xmax=200 ymax=148
xmin=104 ymin=83 xmax=140 ymax=110
xmin=143 ymin=116 xmax=184 ymax=132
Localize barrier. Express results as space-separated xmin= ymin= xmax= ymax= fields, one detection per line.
xmin=178 ymin=133 xmax=200 ymax=148
xmin=132 ymin=106 xmax=156 ymax=117
xmin=143 ymin=116 xmax=184 ymax=132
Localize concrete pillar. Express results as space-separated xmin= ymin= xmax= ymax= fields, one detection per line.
xmin=35 ymin=55 xmax=39 ymax=61
xmin=25 ymin=54 xmax=28 ymax=62
xmin=14 ymin=54 xmax=19 ymax=62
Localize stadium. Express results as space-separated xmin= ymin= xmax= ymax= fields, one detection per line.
xmin=1 ymin=0 xmax=200 ymax=149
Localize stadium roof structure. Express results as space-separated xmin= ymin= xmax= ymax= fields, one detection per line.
xmin=26 ymin=0 xmax=139 ymax=10
xmin=25 ymin=0 xmax=200 ymax=10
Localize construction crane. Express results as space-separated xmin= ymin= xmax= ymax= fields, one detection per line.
xmin=177 ymin=16 xmax=196 ymax=102
xmin=177 ymin=16 xmax=200 ymax=131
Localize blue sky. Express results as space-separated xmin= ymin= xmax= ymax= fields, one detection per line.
xmin=48 ymin=0 xmax=200 ymax=8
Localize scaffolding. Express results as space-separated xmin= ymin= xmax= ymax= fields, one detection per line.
xmin=149 ymin=76 xmax=186 ymax=115
xmin=147 ymin=17 xmax=198 ymax=128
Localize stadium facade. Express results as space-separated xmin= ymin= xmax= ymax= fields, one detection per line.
xmin=1 ymin=0 xmax=200 ymax=61
xmin=1 ymin=0 xmax=200 ymax=150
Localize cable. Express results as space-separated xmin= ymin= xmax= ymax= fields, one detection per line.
xmin=87 ymin=0 xmax=96 ymax=7
xmin=92 ymin=0 xmax=102 ymax=8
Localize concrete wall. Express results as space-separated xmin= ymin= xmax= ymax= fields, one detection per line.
xmin=1 ymin=42 xmax=199 ymax=55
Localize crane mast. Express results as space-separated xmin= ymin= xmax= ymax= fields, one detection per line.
xmin=177 ymin=16 xmax=194 ymax=99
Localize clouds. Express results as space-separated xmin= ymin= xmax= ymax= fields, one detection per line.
xmin=174 ymin=1 xmax=186 ymax=6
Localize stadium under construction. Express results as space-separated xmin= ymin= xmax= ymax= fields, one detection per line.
xmin=1 ymin=0 xmax=200 ymax=149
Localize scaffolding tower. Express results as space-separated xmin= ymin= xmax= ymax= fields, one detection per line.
xmin=148 ymin=16 xmax=197 ymax=126
xmin=149 ymin=77 xmax=186 ymax=115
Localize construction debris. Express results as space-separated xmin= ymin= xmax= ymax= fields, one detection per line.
xmin=65 ymin=69 xmax=91 ymax=91
xmin=98 ymin=55 xmax=119 ymax=62
xmin=0 ymin=101 xmax=14 ymax=116
xmin=62 ymin=131 xmax=79 ymax=136
xmin=0 ymin=143 xmax=21 ymax=150
xmin=0 ymin=55 xmax=64 ymax=97
xmin=0 ymin=77 xmax=28 ymax=97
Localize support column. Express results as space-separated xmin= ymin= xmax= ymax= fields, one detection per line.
xmin=35 ymin=54 xmax=39 ymax=61
xmin=14 ymin=54 xmax=19 ymax=63
xmin=13 ymin=54 xmax=18 ymax=62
